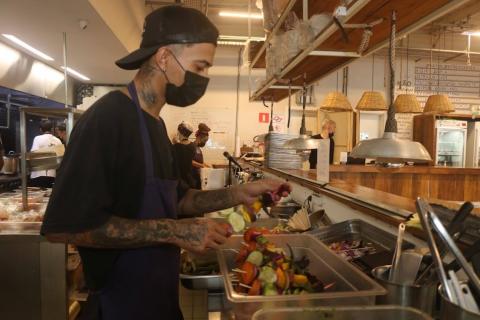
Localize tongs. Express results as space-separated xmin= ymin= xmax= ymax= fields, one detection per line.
xmin=416 ymin=198 xmax=480 ymax=313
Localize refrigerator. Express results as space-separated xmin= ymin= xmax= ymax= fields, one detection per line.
xmin=466 ymin=121 xmax=480 ymax=167
xmin=435 ymin=119 xmax=467 ymax=167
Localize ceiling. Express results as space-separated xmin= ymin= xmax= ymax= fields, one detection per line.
xmin=0 ymin=0 xmax=136 ymax=84
xmin=2 ymin=0 xmax=480 ymax=86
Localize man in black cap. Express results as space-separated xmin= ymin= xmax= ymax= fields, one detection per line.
xmin=41 ymin=5 xmax=290 ymax=320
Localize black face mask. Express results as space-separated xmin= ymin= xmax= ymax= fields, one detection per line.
xmin=162 ymin=54 xmax=209 ymax=107
xmin=329 ymin=132 xmax=335 ymax=138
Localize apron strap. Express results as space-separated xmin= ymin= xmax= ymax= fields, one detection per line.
xmin=127 ymin=82 xmax=154 ymax=179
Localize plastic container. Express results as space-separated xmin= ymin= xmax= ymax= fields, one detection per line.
xmin=252 ymin=305 xmax=433 ymax=320
xmin=217 ymin=234 xmax=386 ymax=320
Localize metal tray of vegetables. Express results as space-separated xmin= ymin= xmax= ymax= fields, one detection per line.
xmin=308 ymin=219 xmax=414 ymax=273
xmin=217 ymin=231 xmax=386 ymax=320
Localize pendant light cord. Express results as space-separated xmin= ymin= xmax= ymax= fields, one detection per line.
xmin=406 ymin=36 xmax=409 ymax=93
xmin=385 ymin=10 xmax=398 ymax=133
xmin=371 ymin=54 xmax=375 ymax=91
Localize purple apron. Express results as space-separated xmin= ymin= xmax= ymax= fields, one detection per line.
xmin=90 ymin=82 xmax=182 ymax=319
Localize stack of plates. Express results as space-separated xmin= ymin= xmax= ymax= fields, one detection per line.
xmin=264 ymin=133 xmax=303 ymax=169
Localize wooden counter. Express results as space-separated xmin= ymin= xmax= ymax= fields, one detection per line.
xmin=329 ymin=165 xmax=480 ymax=202
xmin=245 ymin=163 xmax=480 ymax=245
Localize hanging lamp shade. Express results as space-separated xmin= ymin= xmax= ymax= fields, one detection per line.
xmin=320 ymin=91 xmax=353 ymax=112
xmin=350 ymin=11 xmax=432 ymax=164
xmin=356 ymin=91 xmax=387 ymax=111
xmin=394 ymin=94 xmax=422 ymax=113
xmin=423 ymin=94 xmax=454 ymax=114
xmin=283 ymin=135 xmax=321 ymax=150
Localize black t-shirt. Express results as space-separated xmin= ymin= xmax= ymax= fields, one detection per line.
xmin=41 ymin=90 xmax=188 ymax=289
xmin=173 ymin=142 xmax=196 ymax=188
xmin=308 ymin=134 xmax=335 ymax=169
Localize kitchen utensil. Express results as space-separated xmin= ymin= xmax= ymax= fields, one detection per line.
xmin=416 ymin=201 xmax=473 ymax=285
xmin=2 ymin=151 xmax=19 ymax=174
xmin=415 ymin=198 xmax=456 ymax=301
xmin=395 ymin=249 xmax=424 ymax=285
xmin=389 ymin=223 xmax=405 ymax=282
xmin=429 ymin=209 xmax=480 ymax=299
xmin=446 ymin=239 xmax=480 ymax=272
xmin=372 ymin=265 xmax=437 ymax=315
xmin=439 ymin=281 xmax=480 ymax=320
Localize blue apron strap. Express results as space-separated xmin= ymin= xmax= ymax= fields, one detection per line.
xmin=127 ymin=82 xmax=154 ymax=179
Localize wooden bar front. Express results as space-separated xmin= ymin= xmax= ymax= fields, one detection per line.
xmin=329 ymin=165 xmax=480 ymax=202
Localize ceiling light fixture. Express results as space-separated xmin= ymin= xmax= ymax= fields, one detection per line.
xmin=2 ymin=34 xmax=54 ymax=61
xmin=61 ymin=66 xmax=90 ymax=81
xmin=219 ymin=11 xmax=263 ymax=20
xmin=462 ymin=31 xmax=480 ymax=36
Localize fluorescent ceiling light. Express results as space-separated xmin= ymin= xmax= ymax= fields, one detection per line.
xmin=219 ymin=11 xmax=263 ymax=19
xmin=219 ymin=35 xmax=265 ymax=41
xmin=462 ymin=31 xmax=480 ymax=36
xmin=61 ymin=66 xmax=90 ymax=81
xmin=2 ymin=34 xmax=54 ymax=61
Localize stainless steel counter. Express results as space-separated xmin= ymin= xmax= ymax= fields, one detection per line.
xmin=0 ymin=224 xmax=67 ymax=320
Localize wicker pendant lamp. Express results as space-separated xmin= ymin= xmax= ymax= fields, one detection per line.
xmin=394 ymin=94 xmax=422 ymax=113
xmin=357 ymin=54 xmax=387 ymax=111
xmin=394 ymin=36 xmax=422 ymax=113
xmin=321 ymin=71 xmax=353 ymax=112
xmin=320 ymin=91 xmax=352 ymax=112
xmin=423 ymin=94 xmax=454 ymax=114
xmin=423 ymin=37 xmax=454 ymax=114
xmin=357 ymin=91 xmax=387 ymax=111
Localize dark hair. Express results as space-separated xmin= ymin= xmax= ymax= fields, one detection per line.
xmin=57 ymin=123 xmax=66 ymax=132
xmin=40 ymin=120 xmax=53 ymax=133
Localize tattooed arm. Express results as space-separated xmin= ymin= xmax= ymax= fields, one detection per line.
xmin=45 ymin=216 xmax=227 ymax=253
xmin=177 ymin=179 xmax=292 ymax=217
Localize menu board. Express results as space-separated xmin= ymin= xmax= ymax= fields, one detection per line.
xmin=414 ymin=62 xmax=480 ymax=112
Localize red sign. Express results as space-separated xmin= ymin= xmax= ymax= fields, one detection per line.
xmin=259 ymin=112 xmax=269 ymax=123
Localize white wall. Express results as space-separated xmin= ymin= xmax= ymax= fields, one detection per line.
xmin=0 ymin=40 xmax=74 ymax=104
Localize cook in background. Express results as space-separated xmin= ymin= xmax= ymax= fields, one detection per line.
xmin=309 ymin=119 xmax=336 ymax=168
xmin=55 ymin=123 xmax=67 ymax=145
xmin=192 ymin=122 xmax=211 ymax=189
xmin=0 ymin=135 xmax=4 ymax=172
xmin=173 ymin=121 xmax=197 ymax=188
xmin=40 ymin=6 xmax=291 ymax=320
xmin=30 ymin=120 xmax=63 ymax=188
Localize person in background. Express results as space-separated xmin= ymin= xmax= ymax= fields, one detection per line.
xmin=192 ymin=123 xmax=210 ymax=189
xmin=0 ymin=135 xmax=4 ymax=172
xmin=173 ymin=121 xmax=197 ymax=188
xmin=309 ymin=119 xmax=336 ymax=169
xmin=55 ymin=123 xmax=67 ymax=145
xmin=30 ymin=120 xmax=63 ymax=187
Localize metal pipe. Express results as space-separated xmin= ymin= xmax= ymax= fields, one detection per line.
xmin=0 ymin=94 xmax=11 ymax=129
xmin=396 ymin=46 xmax=480 ymax=56
xmin=20 ymin=110 xmax=28 ymax=211
xmin=233 ymin=48 xmax=242 ymax=157
xmin=63 ymin=32 xmax=68 ymax=108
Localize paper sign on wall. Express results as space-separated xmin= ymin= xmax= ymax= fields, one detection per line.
xmin=316 ymin=139 xmax=330 ymax=184
xmin=259 ymin=112 xmax=270 ymax=123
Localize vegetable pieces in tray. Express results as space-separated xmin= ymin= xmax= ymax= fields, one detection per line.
xmin=328 ymin=240 xmax=377 ymax=261
xmin=231 ymin=227 xmax=331 ymax=296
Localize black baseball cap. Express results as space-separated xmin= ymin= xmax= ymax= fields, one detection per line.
xmin=116 ymin=5 xmax=219 ymax=70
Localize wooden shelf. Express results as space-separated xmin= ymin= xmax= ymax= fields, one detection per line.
xmin=250 ymin=0 xmax=467 ymax=102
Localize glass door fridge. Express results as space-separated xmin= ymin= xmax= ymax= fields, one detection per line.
xmin=435 ymin=119 xmax=467 ymax=167
xmin=466 ymin=121 xmax=480 ymax=167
